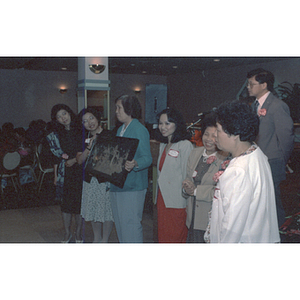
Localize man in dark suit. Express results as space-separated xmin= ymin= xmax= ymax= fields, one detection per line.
xmin=247 ymin=68 xmax=294 ymax=227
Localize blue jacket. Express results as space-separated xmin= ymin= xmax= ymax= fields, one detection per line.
xmin=110 ymin=119 xmax=152 ymax=192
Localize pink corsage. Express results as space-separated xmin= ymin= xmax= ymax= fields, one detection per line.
xmin=213 ymin=171 xmax=224 ymax=182
xmin=206 ymin=156 xmax=217 ymax=165
xmin=18 ymin=149 xmax=28 ymax=156
xmin=62 ymin=153 xmax=69 ymax=160
xmin=258 ymin=108 xmax=267 ymax=117
xmin=221 ymin=160 xmax=231 ymax=169
xmin=213 ymin=158 xmax=232 ymax=182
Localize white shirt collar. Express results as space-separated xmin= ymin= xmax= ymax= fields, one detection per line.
xmin=119 ymin=120 xmax=132 ymax=137
xmin=203 ymin=149 xmax=217 ymax=159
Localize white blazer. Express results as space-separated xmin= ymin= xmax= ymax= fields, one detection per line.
xmin=155 ymin=140 xmax=193 ymax=209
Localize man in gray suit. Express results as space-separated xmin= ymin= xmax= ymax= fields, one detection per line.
xmin=247 ymin=68 xmax=294 ymax=227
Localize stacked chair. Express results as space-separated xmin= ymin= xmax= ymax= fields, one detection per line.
xmin=35 ymin=144 xmax=54 ymax=194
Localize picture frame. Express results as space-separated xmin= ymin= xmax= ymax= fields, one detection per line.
xmin=85 ymin=132 xmax=139 ymax=188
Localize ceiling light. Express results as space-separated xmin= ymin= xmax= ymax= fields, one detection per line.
xmin=89 ymin=64 xmax=106 ymax=74
xmin=213 ymin=59 xmax=220 ymax=62
xmin=61 ymin=67 xmax=67 ymax=71
xmin=172 ymin=66 xmax=178 ymax=69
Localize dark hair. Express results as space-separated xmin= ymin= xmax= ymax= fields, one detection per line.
xmin=247 ymin=68 xmax=275 ymax=92
xmin=78 ymin=107 xmax=103 ymax=141
xmin=215 ymin=100 xmax=259 ymax=142
xmin=2 ymin=122 xmax=14 ymax=132
xmin=155 ymin=108 xmax=191 ymax=143
xmin=50 ymin=104 xmax=79 ymax=133
xmin=78 ymin=107 xmax=102 ymax=124
xmin=1 ymin=122 xmax=14 ymax=138
xmin=115 ymin=95 xmax=142 ymax=119
xmin=14 ymin=127 xmax=26 ymax=137
xmin=45 ymin=121 xmax=55 ymax=134
xmin=201 ymin=112 xmax=217 ymax=138
xmin=29 ymin=119 xmax=46 ymax=131
xmin=35 ymin=119 xmax=47 ymax=131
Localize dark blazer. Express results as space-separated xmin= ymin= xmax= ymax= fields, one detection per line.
xmin=253 ymin=92 xmax=294 ymax=164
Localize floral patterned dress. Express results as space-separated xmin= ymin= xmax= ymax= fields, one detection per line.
xmin=80 ymin=130 xmax=114 ymax=223
xmin=81 ymin=179 xmax=113 ymax=222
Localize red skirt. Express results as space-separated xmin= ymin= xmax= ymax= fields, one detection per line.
xmin=157 ymin=189 xmax=188 ymax=243
xmin=157 ymin=146 xmax=188 ymax=243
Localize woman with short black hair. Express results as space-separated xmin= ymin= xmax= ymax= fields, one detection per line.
xmin=205 ymin=100 xmax=280 ymax=243
xmin=183 ymin=113 xmax=229 ymax=243
xmin=110 ymin=95 xmax=152 ymax=243
xmin=76 ymin=107 xmax=114 ymax=243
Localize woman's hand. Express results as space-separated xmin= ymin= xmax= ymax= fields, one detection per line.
xmin=182 ymin=179 xmax=196 ymax=196
xmin=86 ymin=135 xmax=97 ymax=152
xmin=125 ymin=159 xmax=137 ymax=172
xmin=65 ymin=158 xmax=77 ymax=167
xmin=76 ymin=152 xmax=83 ymax=161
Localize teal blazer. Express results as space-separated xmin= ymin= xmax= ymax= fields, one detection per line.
xmin=110 ymin=119 xmax=152 ymax=192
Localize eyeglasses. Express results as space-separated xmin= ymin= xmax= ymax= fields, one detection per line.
xmin=246 ymin=82 xmax=261 ymax=88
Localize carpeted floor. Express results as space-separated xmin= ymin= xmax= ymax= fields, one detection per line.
xmin=0 ymin=178 xmax=58 ymax=211
xmin=1 ymin=161 xmax=300 ymax=243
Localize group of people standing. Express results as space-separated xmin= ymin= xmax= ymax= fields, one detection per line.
xmin=154 ymin=68 xmax=293 ymax=243
xmin=47 ymin=95 xmax=152 ymax=243
xmin=46 ymin=67 xmax=294 ymax=244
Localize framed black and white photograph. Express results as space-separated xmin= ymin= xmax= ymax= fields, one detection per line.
xmin=85 ymin=132 xmax=139 ymax=188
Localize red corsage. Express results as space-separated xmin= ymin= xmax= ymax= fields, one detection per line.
xmin=62 ymin=153 xmax=69 ymax=160
xmin=206 ymin=156 xmax=217 ymax=165
xmin=213 ymin=171 xmax=224 ymax=182
xmin=258 ymin=108 xmax=267 ymax=117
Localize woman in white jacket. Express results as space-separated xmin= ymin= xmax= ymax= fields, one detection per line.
xmin=205 ymin=101 xmax=280 ymax=243
xmin=155 ymin=108 xmax=193 ymax=243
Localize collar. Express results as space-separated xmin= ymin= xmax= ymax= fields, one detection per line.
xmin=120 ymin=120 xmax=133 ymax=137
xmin=202 ymin=149 xmax=217 ymax=159
xmin=257 ymin=91 xmax=270 ymax=108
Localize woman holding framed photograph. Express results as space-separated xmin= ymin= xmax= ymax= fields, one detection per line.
xmin=76 ymin=107 xmax=114 ymax=243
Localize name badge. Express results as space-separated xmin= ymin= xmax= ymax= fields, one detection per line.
xmin=85 ymin=138 xmax=91 ymax=144
xmin=213 ymin=187 xmax=220 ymax=200
xmin=168 ymin=149 xmax=179 ymax=158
